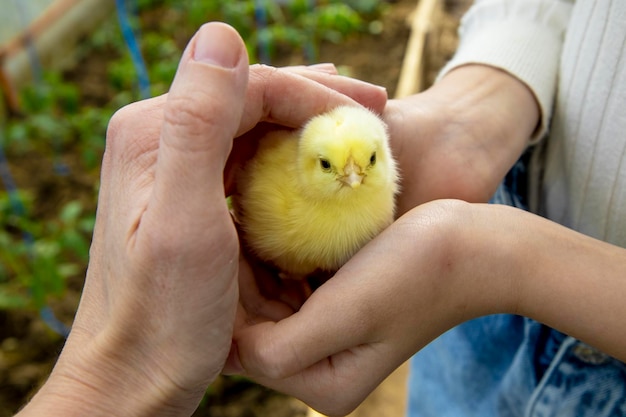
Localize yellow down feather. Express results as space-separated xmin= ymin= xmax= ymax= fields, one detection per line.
xmin=233 ymin=105 xmax=400 ymax=277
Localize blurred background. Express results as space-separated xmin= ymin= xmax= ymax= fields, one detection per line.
xmin=0 ymin=0 xmax=467 ymax=415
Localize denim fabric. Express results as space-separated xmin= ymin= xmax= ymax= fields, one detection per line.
xmin=406 ymin=156 xmax=626 ymax=417
xmin=407 ymin=320 xmax=626 ymax=417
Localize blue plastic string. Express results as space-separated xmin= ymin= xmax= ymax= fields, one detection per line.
xmin=9 ymin=0 xmax=71 ymax=337
xmin=115 ymin=0 xmax=151 ymax=99
xmin=0 ymin=133 xmax=30 ymax=237
xmin=14 ymin=0 xmax=69 ymax=175
xmin=304 ymin=0 xmax=317 ymax=62
xmin=255 ymin=0 xmax=271 ymax=64
xmin=1 ymin=125 xmax=71 ymax=337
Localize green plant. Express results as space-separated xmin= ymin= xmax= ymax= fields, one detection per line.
xmin=4 ymin=72 xmax=108 ymax=171
xmin=0 ymin=0 xmax=384 ymax=316
xmin=0 ymin=193 xmax=94 ymax=310
xmin=136 ymin=0 xmax=382 ymax=63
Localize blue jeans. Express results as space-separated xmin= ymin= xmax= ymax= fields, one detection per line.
xmin=407 ymin=155 xmax=626 ymax=416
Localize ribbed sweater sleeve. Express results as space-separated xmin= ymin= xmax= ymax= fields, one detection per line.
xmin=438 ymin=0 xmax=574 ymax=141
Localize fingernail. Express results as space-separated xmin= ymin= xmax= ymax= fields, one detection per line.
xmin=363 ymin=81 xmax=387 ymax=94
xmin=308 ymin=63 xmax=338 ymax=74
xmin=354 ymin=78 xmax=387 ymax=94
xmin=194 ymin=23 xmax=241 ymax=68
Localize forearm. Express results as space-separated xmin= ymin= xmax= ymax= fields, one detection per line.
xmin=16 ymin=333 xmax=196 ymax=417
xmin=17 ymin=373 xmax=156 ymax=417
xmin=454 ymin=203 xmax=626 ymax=362
xmin=17 ymin=374 xmax=159 ymax=417
xmin=512 ymin=210 xmax=626 ymax=361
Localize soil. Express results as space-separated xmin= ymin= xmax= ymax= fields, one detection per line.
xmin=0 ymin=0 xmax=469 ymax=415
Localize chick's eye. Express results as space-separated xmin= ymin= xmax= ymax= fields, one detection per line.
xmin=320 ymin=158 xmax=332 ymax=171
xmin=370 ymin=152 xmax=377 ymax=166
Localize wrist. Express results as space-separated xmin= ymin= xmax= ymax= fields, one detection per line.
xmin=386 ymin=64 xmax=540 ymax=209
xmin=17 ymin=372 xmax=167 ymax=417
xmin=433 ymin=201 xmax=526 ymax=321
xmin=438 ymin=64 xmax=539 ymax=133
xmin=393 ymin=201 xmax=520 ymax=333
xmin=17 ymin=329 xmax=203 ymax=417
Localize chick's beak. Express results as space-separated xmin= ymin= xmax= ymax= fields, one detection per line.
xmin=341 ymin=159 xmax=364 ymax=189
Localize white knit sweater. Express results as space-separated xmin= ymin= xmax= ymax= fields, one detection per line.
xmin=440 ymin=0 xmax=626 ymax=247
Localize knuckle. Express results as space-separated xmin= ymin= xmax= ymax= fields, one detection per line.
xmin=254 ymin=346 xmax=293 ymax=380
xmin=245 ymin=332 xmax=298 ymax=380
xmin=250 ymin=63 xmax=279 ymax=82
xmin=165 ymin=93 xmax=211 ymax=129
xmin=105 ymin=98 xmax=163 ymax=160
xmin=105 ymin=103 xmax=138 ymax=151
xmin=250 ymin=64 xmax=280 ymax=119
xmin=164 ymin=92 xmax=231 ymax=151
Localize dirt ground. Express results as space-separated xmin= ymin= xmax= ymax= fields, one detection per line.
xmin=0 ymin=0 xmax=470 ymax=415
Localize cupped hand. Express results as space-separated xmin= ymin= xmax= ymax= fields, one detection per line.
xmin=230 ymin=197 xmax=626 ymax=416
xmin=228 ymin=200 xmax=521 ymax=416
xmin=24 ymin=22 xmax=388 ymax=417
xmin=46 ymin=22 xmax=249 ymax=416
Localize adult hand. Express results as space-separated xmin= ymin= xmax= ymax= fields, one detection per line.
xmin=17 ymin=22 xmax=387 ymax=417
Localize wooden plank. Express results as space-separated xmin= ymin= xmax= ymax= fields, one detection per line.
xmin=0 ymin=0 xmax=79 ymax=61
xmin=0 ymin=0 xmax=113 ymax=113
xmin=395 ymin=0 xmax=440 ymax=98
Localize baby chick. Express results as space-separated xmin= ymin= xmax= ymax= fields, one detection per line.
xmin=233 ymin=105 xmax=399 ymax=278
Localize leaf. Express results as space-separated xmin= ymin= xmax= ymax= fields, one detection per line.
xmin=0 ymin=289 xmax=29 ymax=310
xmin=60 ymin=201 xmax=83 ymax=223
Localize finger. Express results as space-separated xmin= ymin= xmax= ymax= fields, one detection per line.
xmin=281 ymin=63 xmax=339 ymax=74
xmin=254 ymin=343 xmax=394 ymax=417
xmin=101 ymin=94 xmax=168 ymax=212
xmin=236 ymin=65 xmax=387 ymax=136
xmin=231 ymin=225 xmax=408 ymax=378
xmin=233 ymin=275 xmax=375 ymax=377
xmin=226 ymin=218 xmax=425 ymax=414
xmin=237 ymin=253 xmax=296 ymax=322
xmin=224 ymin=68 xmax=388 ymax=194
xmin=282 ymin=66 xmax=388 ymax=112
xmin=229 ymin=296 xmax=400 ymax=416
xmin=232 ymin=213 xmax=439 ymax=379
xmin=150 ymin=22 xmax=248 ymax=232
xmin=224 ymin=123 xmax=276 ymax=195
xmin=305 ymin=63 xmax=339 ymax=74
xmin=225 ymin=332 xmax=392 ymax=416
xmin=228 ymin=220 xmax=420 ymax=415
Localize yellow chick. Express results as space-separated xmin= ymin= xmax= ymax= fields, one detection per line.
xmin=232 ymin=105 xmax=399 ymax=277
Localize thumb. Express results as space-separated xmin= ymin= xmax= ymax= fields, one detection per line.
xmin=153 ymin=23 xmax=249 ymax=221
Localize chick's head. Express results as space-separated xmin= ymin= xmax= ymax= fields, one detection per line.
xmin=297 ymin=105 xmax=398 ymax=200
